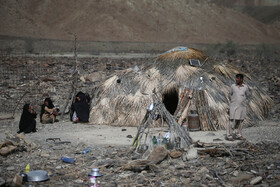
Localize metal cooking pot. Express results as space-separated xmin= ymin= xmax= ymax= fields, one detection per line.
xmin=26 ymin=170 xmax=49 ymax=182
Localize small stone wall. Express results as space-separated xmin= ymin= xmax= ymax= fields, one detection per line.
xmin=0 ymin=55 xmax=152 ymax=114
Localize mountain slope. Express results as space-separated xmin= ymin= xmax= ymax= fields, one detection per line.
xmin=0 ymin=0 xmax=280 ymax=44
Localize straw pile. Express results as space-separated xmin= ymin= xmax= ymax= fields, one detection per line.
xmin=90 ymin=47 xmax=272 ymax=130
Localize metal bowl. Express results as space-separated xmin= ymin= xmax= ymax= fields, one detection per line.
xmin=27 ymin=170 xmax=49 ymax=182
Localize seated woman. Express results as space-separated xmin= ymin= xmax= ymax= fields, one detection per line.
xmin=70 ymin=92 xmax=90 ymax=123
xmin=18 ymin=104 xmax=37 ymax=133
xmin=40 ymin=98 xmax=58 ymax=124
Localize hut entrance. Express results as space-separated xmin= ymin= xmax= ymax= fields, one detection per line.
xmin=162 ymin=89 xmax=178 ymax=115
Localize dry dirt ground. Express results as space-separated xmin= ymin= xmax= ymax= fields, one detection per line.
xmin=1 ymin=114 xmax=279 ymax=147
xmin=1 ymin=114 xmax=280 ymax=186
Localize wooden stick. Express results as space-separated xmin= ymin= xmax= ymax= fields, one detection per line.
xmin=61 ymin=34 xmax=78 ymax=118
xmin=178 ymin=97 xmax=191 ymax=125
xmin=0 ymin=116 xmax=14 ymax=121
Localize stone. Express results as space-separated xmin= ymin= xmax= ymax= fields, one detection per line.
xmin=233 ymin=170 xmax=239 ymax=177
xmin=184 ymin=148 xmax=198 ymax=161
xmin=80 ymin=76 xmax=86 ymax=82
xmin=141 ymin=170 xmax=147 ymax=174
xmin=10 ymin=174 xmax=22 ymax=187
xmin=168 ymin=178 xmax=177 ymax=182
xmin=205 ymin=174 xmax=213 ymax=180
xmin=197 ymin=167 xmax=209 ymax=175
xmin=147 ymin=146 xmax=168 ymax=164
xmin=250 ymin=176 xmax=262 ymax=185
xmin=174 ymin=161 xmax=185 ymax=170
xmin=271 ymin=182 xmax=280 ymax=187
xmin=182 ymin=178 xmax=191 ymax=186
xmin=0 ymin=145 xmax=17 ymax=156
xmin=205 ymin=132 xmax=215 ymax=136
xmin=250 ymin=170 xmax=258 ymax=174
xmin=7 ymin=166 xmax=15 ymax=171
xmin=169 ymin=150 xmax=182 ymax=158
xmin=193 ymin=175 xmax=202 ymax=182
xmin=230 ymin=173 xmax=254 ymax=183
xmin=74 ymin=179 xmax=84 ymax=184
xmin=40 ymin=151 xmax=50 ymax=157
xmin=16 ymin=133 xmax=25 ymax=140
xmin=0 ymin=177 xmax=5 ymax=186
xmin=200 ymin=184 xmax=208 ymax=187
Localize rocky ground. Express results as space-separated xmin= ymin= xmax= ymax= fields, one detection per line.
xmin=0 ymin=116 xmax=279 ymax=186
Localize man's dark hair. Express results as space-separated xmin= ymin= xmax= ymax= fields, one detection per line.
xmin=236 ymin=74 xmax=244 ymax=79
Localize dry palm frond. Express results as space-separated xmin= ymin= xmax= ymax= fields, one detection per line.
xmin=157 ymin=48 xmax=208 ymax=62
xmin=138 ymin=68 xmax=161 ymax=95
xmin=213 ymin=64 xmax=236 ymax=80
xmin=174 ymin=65 xmax=198 ymax=83
xmin=89 ymin=47 xmax=272 ymax=130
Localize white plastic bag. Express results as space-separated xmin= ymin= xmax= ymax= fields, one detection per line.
xmin=72 ymin=112 xmax=78 ymax=122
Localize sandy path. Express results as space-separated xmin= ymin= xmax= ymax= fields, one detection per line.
xmin=1 ymin=115 xmax=279 ymax=147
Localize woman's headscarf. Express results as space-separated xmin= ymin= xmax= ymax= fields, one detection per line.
xmin=72 ymin=92 xmax=89 ymax=122
xmin=75 ymin=92 xmax=85 ymax=103
xmin=18 ymin=104 xmax=36 ymax=133
xmin=22 ymin=104 xmax=30 ymax=116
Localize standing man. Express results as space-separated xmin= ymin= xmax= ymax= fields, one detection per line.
xmin=227 ymin=74 xmax=250 ymax=141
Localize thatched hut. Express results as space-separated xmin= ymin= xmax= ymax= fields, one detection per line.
xmin=90 ymin=47 xmax=272 ymax=130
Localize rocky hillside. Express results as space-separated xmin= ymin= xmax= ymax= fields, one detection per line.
xmin=0 ymin=0 xmax=280 ymax=44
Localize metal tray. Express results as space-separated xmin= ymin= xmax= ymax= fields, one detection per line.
xmin=27 ymin=170 xmax=49 ymax=182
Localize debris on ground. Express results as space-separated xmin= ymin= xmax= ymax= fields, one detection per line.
xmin=1 ymin=136 xmax=280 ymax=186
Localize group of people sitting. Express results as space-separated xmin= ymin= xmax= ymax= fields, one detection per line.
xmin=18 ymin=92 xmax=90 ymax=134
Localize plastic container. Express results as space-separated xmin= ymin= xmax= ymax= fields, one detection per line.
xmin=82 ymin=147 xmax=92 ymax=154
xmin=162 ymin=137 xmax=167 ymax=148
xmin=89 ymin=176 xmax=97 ymax=187
xmin=157 ymin=133 xmax=161 ymax=145
xmin=25 ymin=164 xmax=30 ymax=174
xmin=182 ymin=122 xmax=188 ymax=132
xmin=61 ymin=157 xmax=75 ymax=164
xmin=152 ymin=136 xmax=157 ymax=145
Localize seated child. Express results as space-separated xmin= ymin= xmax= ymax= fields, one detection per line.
xmin=40 ymin=98 xmax=58 ymax=124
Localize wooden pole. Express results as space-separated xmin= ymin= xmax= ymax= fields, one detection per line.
xmin=61 ymin=34 xmax=79 ymax=119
